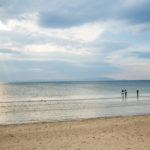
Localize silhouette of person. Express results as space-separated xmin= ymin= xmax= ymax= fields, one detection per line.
xmin=125 ymin=89 xmax=127 ymax=99
xmin=121 ymin=90 xmax=124 ymax=99
xmin=137 ymin=90 xmax=139 ymax=99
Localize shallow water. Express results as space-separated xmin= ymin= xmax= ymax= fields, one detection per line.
xmin=0 ymin=81 xmax=150 ymax=124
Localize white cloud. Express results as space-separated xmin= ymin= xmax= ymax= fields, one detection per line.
xmin=31 ymin=68 xmax=42 ymax=71
xmin=66 ymin=22 xmax=106 ymax=41
xmin=0 ymin=20 xmax=11 ymax=31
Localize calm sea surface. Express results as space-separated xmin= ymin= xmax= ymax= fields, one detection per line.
xmin=0 ymin=80 xmax=150 ymax=124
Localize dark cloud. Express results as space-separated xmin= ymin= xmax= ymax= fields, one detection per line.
xmin=0 ymin=0 xmax=150 ymax=28
xmin=0 ymin=48 xmax=20 ymax=54
xmin=39 ymin=12 xmax=80 ymax=28
xmin=38 ymin=0 xmax=150 ymax=28
xmin=132 ymin=51 xmax=150 ymax=59
xmin=92 ymin=41 xmax=130 ymax=52
xmin=123 ymin=2 xmax=150 ymax=24
xmin=38 ymin=0 xmax=120 ymax=28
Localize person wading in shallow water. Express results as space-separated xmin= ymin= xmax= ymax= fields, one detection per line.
xmin=125 ymin=90 xmax=127 ymax=99
xmin=137 ymin=89 xmax=139 ymax=99
xmin=121 ymin=89 xmax=124 ymax=99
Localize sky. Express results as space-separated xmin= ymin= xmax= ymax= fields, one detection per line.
xmin=0 ymin=0 xmax=150 ymax=81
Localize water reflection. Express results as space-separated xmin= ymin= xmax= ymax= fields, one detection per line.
xmin=0 ymin=97 xmax=150 ymax=124
xmin=0 ymin=81 xmax=150 ymax=124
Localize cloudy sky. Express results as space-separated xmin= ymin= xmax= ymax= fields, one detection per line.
xmin=0 ymin=0 xmax=150 ymax=81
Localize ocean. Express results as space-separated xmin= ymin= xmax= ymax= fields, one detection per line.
xmin=0 ymin=80 xmax=150 ymax=124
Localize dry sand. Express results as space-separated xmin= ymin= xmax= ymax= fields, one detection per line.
xmin=0 ymin=115 xmax=150 ymax=150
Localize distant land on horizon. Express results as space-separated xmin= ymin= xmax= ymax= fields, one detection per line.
xmin=1 ymin=79 xmax=150 ymax=83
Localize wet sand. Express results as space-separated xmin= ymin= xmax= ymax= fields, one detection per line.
xmin=0 ymin=114 xmax=150 ymax=150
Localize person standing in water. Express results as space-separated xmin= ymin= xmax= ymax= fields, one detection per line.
xmin=137 ymin=89 xmax=139 ymax=99
xmin=121 ymin=90 xmax=124 ymax=99
xmin=125 ymin=89 xmax=127 ymax=99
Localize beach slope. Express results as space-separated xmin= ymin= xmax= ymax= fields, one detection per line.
xmin=0 ymin=115 xmax=150 ymax=150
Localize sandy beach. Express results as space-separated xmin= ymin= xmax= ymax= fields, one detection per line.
xmin=0 ymin=114 xmax=150 ymax=150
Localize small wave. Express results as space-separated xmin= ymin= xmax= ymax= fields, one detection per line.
xmin=0 ymin=95 xmax=150 ymax=104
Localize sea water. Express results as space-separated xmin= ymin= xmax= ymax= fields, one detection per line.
xmin=0 ymin=80 xmax=150 ymax=124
